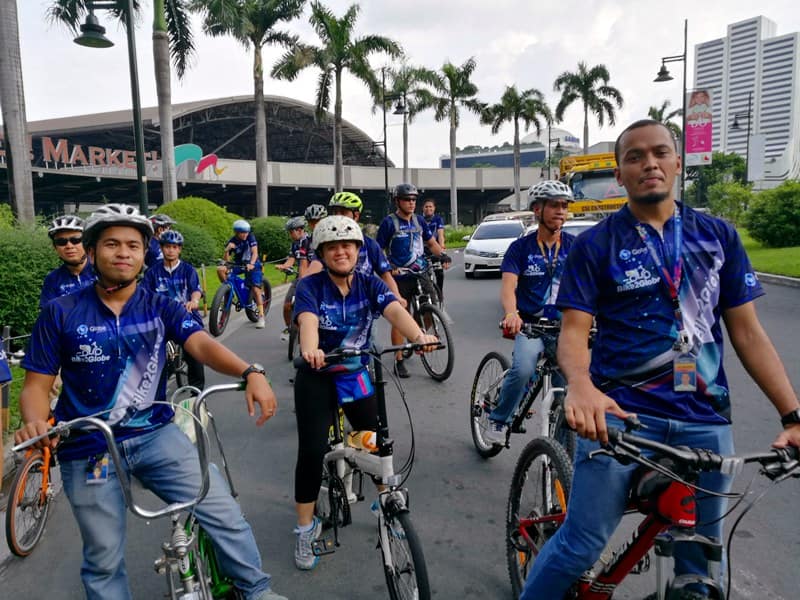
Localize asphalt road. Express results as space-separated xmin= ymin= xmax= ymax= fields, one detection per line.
xmin=1 ymin=253 xmax=798 ymax=599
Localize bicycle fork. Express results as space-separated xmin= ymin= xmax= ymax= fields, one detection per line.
xmin=154 ymin=514 xmax=202 ymax=598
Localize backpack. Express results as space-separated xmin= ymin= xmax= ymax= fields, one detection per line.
xmin=386 ymin=214 xmax=424 ymax=267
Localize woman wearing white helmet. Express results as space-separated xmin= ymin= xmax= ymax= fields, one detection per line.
xmin=289 ymin=215 xmax=439 ymax=571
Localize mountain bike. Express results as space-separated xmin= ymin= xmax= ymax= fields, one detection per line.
xmin=505 ymin=417 xmax=800 ymax=599
xmin=12 ymin=383 xmax=248 ymax=599
xmin=5 ymin=417 xmax=58 ymax=557
xmin=294 ymin=342 xmax=440 ymax=600
xmin=396 ymin=265 xmax=454 ymax=381
xmin=469 ymin=319 xmax=575 ymax=458
xmin=277 ymin=266 xmax=300 ymax=361
xmin=209 ymin=262 xmax=272 ymax=336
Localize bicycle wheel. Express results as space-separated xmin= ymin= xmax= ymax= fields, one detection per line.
xmin=549 ymin=393 xmax=576 ymax=462
xmin=167 ymin=341 xmax=189 ymax=388
xmin=6 ymin=451 xmax=51 ymax=557
xmin=506 ymin=437 xmax=573 ymax=597
xmin=245 ymin=281 xmax=271 ymax=322
xmin=315 ymin=464 xmax=351 ymax=530
xmin=381 ymin=509 xmax=430 ymax=600
xmin=209 ymin=283 xmax=233 ymax=336
xmin=417 ymin=304 xmax=454 ymax=381
xmin=287 ymin=324 xmax=299 ymax=362
xmin=470 ymin=351 xmax=510 ymax=458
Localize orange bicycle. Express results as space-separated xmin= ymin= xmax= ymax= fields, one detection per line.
xmin=5 ymin=416 xmax=58 ymax=557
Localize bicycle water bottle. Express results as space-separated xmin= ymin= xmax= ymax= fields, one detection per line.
xmin=347 ymin=430 xmax=378 ymax=452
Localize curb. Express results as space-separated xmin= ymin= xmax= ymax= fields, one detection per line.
xmin=756 ymin=272 xmax=800 ymax=288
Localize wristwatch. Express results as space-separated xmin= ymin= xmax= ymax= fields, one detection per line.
xmin=780 ymin=408 xmax=800 ymax=427
xmin=241 ymin=363 xmax=266 ymax=381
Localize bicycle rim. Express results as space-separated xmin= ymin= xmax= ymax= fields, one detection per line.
xmin=209 ymin=284 xmax=233 ymax=336
xmin=469 ymin=351 xmax=510 ymax=458
xmin=382 ymin=510 xmax=430 ymax=600
xmin=287 ymin=325 xmax=299 ymax=362
xmin=506 ymin=437 xmax=573 ymax=597
xmin=5 ymin=452 xmax=51 ymax=557
xmin=418 ymin=304 xmax=454 ymax=381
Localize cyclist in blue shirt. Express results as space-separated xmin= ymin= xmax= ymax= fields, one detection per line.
xmin=16 ymin=204 xmax=287 ymax=600
xmin=421 ymin=197 xmax=447 ymax=300
xmin=276 ymin=216 xmax=308 ymax=342
xmin=484 ymin=180 xmax=576 ymax=445
xmin=145 ymin=213 xmax=176 ymax=269
xmin=291 ymin=215 xmax=438 ymax=571
xmin=217 ymin=219 xmax=266 ymax=329
xmin=40 ymin=215 xmax=96 ymax=309
xmin=141 ymin=229 xmax=206 ymax=389
xmin=521 ymin=120 xmax=800 ymax=599
xmin=376 ymin=183 xmax=448 ymax=377
xmin=298 ymin=203 xmax=328 ymax=276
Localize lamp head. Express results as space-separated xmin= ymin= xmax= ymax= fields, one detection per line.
xmin=74 ymin=11 xmax=114 ymax=49
xmin=654 ymin=64 xmax=673 ymax=82
xmin=393 ymin=99 xmax=407 ymax=115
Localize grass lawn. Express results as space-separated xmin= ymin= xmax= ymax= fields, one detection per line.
xmin=739 ymin=230 xmax=800 ymax=278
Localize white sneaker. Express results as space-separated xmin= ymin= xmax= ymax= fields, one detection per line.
xmin=280 ymin=327 xmax=290 ymax=342
xmin=294 ymin=516 xmax=322 ymax=570
xmin=255 ymin=317 xmax=265 ymax=329
xmin=484 ymin=420 xmax=508 ymax=445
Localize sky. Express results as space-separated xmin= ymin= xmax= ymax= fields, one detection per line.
xmin=8 ymin=1 xmax=800 ymax=169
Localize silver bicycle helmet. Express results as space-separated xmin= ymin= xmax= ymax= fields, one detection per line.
xmin=528 ymin=180 xmax=574 ymax=206
xmin=232 ymin=219 xmax=251 ymax=233
xmin=83 ymin=204 xmax=154 ymax=248
xmin=311 ymin=216 xmax=364 ymax=251
xmin=48 ymin=215 xmax=85 ymax=239
xmin=285 ymin=216 xmax=307 ymax=231
xmin=304 ymin=204 xmax=328 ymax=221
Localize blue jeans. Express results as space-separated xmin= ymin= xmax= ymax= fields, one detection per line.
xmin=61 ymin=424 xmax=273 ymax=600
xmin=490 ymin=333 xmax=561 ymax=424
xmin=520 ymin=414 xmax=734 ymax=599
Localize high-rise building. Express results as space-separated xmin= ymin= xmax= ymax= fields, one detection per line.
xmin=694 ymin=16 xmax=800 ymax=187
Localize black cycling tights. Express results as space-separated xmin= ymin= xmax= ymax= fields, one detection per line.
xmin=294 ymin=368 xmax=378 ymax=503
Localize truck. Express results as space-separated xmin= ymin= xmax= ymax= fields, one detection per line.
xmin=558 ymin=152 xmax=627 ymax=215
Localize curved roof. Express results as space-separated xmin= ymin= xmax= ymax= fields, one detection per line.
xmin=26 ymin=94 xmax=390 ymax=168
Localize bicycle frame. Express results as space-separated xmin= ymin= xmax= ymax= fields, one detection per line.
xmin=221 ymin=265 xmax=256 ymax=312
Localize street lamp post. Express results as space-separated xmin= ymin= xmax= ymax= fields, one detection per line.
xmin=74 ymin=0 xmax=148 ymax=215
xmin=545 ymin=122 xmax=562 ymax=180
xmin=379 ymin=68 xmax=407 ymax=211
xmin=654 ymin=18 xmax=688 ymax=201
xmin=731 ymin=91 xmax=753 ymax=184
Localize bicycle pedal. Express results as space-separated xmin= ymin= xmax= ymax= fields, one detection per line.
xmin=312 ymin=537 xmax=336 ymax=556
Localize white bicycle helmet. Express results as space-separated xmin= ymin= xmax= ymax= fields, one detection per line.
xmin=48 ymin=215 xmax=85 ymax=238
xmin=232 ymin=219 xmax=251 ymax=233
xmin=311 ymin=216 xmax=364 ymax=251
xmin=304 ymin=204 xmax=328 ymax=221
xmin=83 ymin=204 xmax=154 ymax=248
xmin=528 ymin=180 xmax=574 ymax=206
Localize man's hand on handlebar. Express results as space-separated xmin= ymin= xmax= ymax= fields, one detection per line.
xmin=501 ymin=313 xmax=523 ymax=337
xmin=772 ymin=422 xmax=800 ymax=450
xmin=301 ymin=348 xmax=327 ymax=370
xmin=440 ymin=252 xmax=452 ymax=270
xmin=413 ymin=333 xmax=440 ymax=353
xmin=564 ymin=381 xmax=632 ymax=445
xmin=245 ymin=374 xmax=278 ymax=427
xmin=15 ymin=419 xmax=59 ymax=451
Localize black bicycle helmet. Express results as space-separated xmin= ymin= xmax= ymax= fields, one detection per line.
xmin=393 ymin=183 xmax=418 ymax=199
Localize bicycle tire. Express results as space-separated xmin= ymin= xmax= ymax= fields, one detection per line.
xmin=315 ymin=464 xmax=351 ymax=530
xmin=417 ymin=304 xmax=454 ymax=381
xmin=5 ymin=451 xmax=51 ymax=557
xmin=209 ymin=283 xmax=233 ymax=336
xmin=245 ymin=281 xmax=271 ymax=323
xmin=550 ymin=393 xmax=576 ymax=462
xmin=287 ymin=324 xmax=299 ymax=362
xmin=469 ymin=351 xmax=510 ymax=458
xmin=382 ymin=510 xmax=431 ymax=600
xmin=167 ymin=341 xmax=189 ymax=388
xmin=506 ymin=437 xmax=573 ymax=597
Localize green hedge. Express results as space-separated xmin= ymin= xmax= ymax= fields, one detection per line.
xmin=0 ymin=203 xmax=14 ymax=229
xmin=155 ymin=196 xmax=240 ymax=249
xmin=251 ymin=216 xmax=290 ymax=262
xmin=174 ymin=222 xmax=218 ymax=267
xmin=744 ymin=181 xmax=800 ymax=247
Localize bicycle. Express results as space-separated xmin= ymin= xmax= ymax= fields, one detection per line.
xmin=505 ymin=417 xmax=800 ymax=599
xmin=166 ymin=339 xmax=189 ymax=388
xmin=396 ymin=265 xmax=454 ymax=381
xmin=294 ymin=342 xmax=440 ymax=600
xmin=469 ymin=319 xmax=575 ymax=458
xmin=11 ymin=383 xmax=247 ymax=599
xmin=5 ymin=416 xmax=58 ymax=557
xmin=276 ymin=265 xmax=300 ymax=361
xmin=209 ymin=261 xmax=272 ymax=336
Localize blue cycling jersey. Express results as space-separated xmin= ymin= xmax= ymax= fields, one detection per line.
xmin=501 ymin=231 xmax=575 ymax=320
xmin=556 ymin=202 xmax=764 ymax=423
xmin=141 ymin=260 xmax=204 ymax=327
xmin=145 ymin=236 xmax=164 ymax=268
xmin=293 ymin=272 xmax=397 ymax=372
xmin=226 ymin=233 xmax=261 ymax=267
xmin=376 ymin=213 xmax=432 ymax=272
xmin=0 ymin=335 xmax=11 ymax=384
xmin=22 ymin=285 xmax=204 ymax=461
xmin=39 ymin=262 xmax=96 ymax=310
xmin=422 ymin=214 xmax=445 ymax=239
xmin=291 ymin=235 xmax=308 ymax=261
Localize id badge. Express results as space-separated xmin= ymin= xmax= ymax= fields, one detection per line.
xmin=673 ymin=354 xmax=697 ymax=392
xmin=86 ymin=453 xmax=110 ymax=485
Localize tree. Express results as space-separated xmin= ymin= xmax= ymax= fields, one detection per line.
xmin=481 ymin=85 xmax=552 ymax=210
xmin=554 ymin=61 xmax=623 ymax=154
xmin=706 ymin=181 xmax=752 ymax=226
xmin=48 ymin=1 xmax=195 ymax=207
xmin=648 ymin=99 xmax=682 ymax=140
xmin=272 ymin=1 xmax=401 ymax=192
xmin=685 ymin=151 xmax=746 ymax=207
xmin=414 ymin=57 xmax=484 ymax=225
xmin=745 ymin=181 xmax=800 ymax=248
xmin=0 ymin=0 xmax=35 ymax=222
xmin=193 ymin=0 xmax=305 ymax=216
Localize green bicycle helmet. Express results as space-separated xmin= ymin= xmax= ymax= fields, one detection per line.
xmin=329 ymin=191 xmax=364 ymax=213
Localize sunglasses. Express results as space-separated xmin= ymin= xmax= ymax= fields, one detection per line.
xmin=54 ymin=236 xmax=83 ymax=247
xmin=397 ymin=197 xmax=417 ymax=202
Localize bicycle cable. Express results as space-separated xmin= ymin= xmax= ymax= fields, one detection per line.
xmin=376 ymin=354 xmax=417 ymax=487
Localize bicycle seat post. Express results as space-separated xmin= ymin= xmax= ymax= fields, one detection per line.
xmin=371 ymin=353 xmax=393 ymax=459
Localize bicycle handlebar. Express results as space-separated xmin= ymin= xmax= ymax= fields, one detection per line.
xmin=12 ymin=381 xmax=246 ymax=520
xmin=292 ymin=342 xmax=446 ymax=370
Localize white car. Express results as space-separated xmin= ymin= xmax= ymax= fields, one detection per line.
xmin=525 ymin=218 xmax=599 ymax=238
xmin=463 ymin=219 xmax=527 ymax=278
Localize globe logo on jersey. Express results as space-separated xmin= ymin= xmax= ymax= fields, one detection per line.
xmin=745 ymin=272 xmax=757 ymax=287
xmin=619 ymin=249 xmax=632 ymax=261
xmin=77 ymin=324 xmax=89 ymax=337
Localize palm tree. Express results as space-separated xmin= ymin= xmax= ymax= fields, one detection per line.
xmin=414 ymin=57 xmax=484 ymax=225
xmin=0 ymin=0 xmax=35 ymax=222
xmin=554 ymin=61 xmax=623 ymax=154
xmin=272 ymin=1 xmax=401 ymax=192
xmin=481 ymin=85 xmax=552 ymax=210
xmin=648 ymin=99 xmax=682 ymax=139
xmin=192 ymin=0 xmax=305 ymax=216
xmin=48 ymin=0 xmax=195 ymax=206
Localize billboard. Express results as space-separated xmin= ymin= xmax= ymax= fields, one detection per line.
xmin=685 ymin=90 xmax=713 ymax=167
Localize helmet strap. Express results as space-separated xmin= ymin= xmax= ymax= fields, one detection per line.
xmin=96 ymin=275 xmax=137 ymax=295
xmin=62 ymin=253 xmax=88 ymax=269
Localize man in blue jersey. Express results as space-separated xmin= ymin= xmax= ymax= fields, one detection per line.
xmin=142 ymin=229 xmax=206 ymax=389
xmin=16 ymin=204 xmax=287 ymax=600
xmin=421 ymin=198 xmax=447 ymax=301
xmin=376 ymin=183 xmax=449 ymax=377
xmin=520 ymin=120 xmax=800 ymax=599
xmin=483 ymin=180 xmax=576 ymax=445
xmin=40 ymin=215 xmax=96 ymax=309
xmin=276 ymin=216 xmax=308 ymax=342
xmin=145 ymin=213 xmax=176 ymax=269
xmin=217 ymin=219 xmax=266 ymax=329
